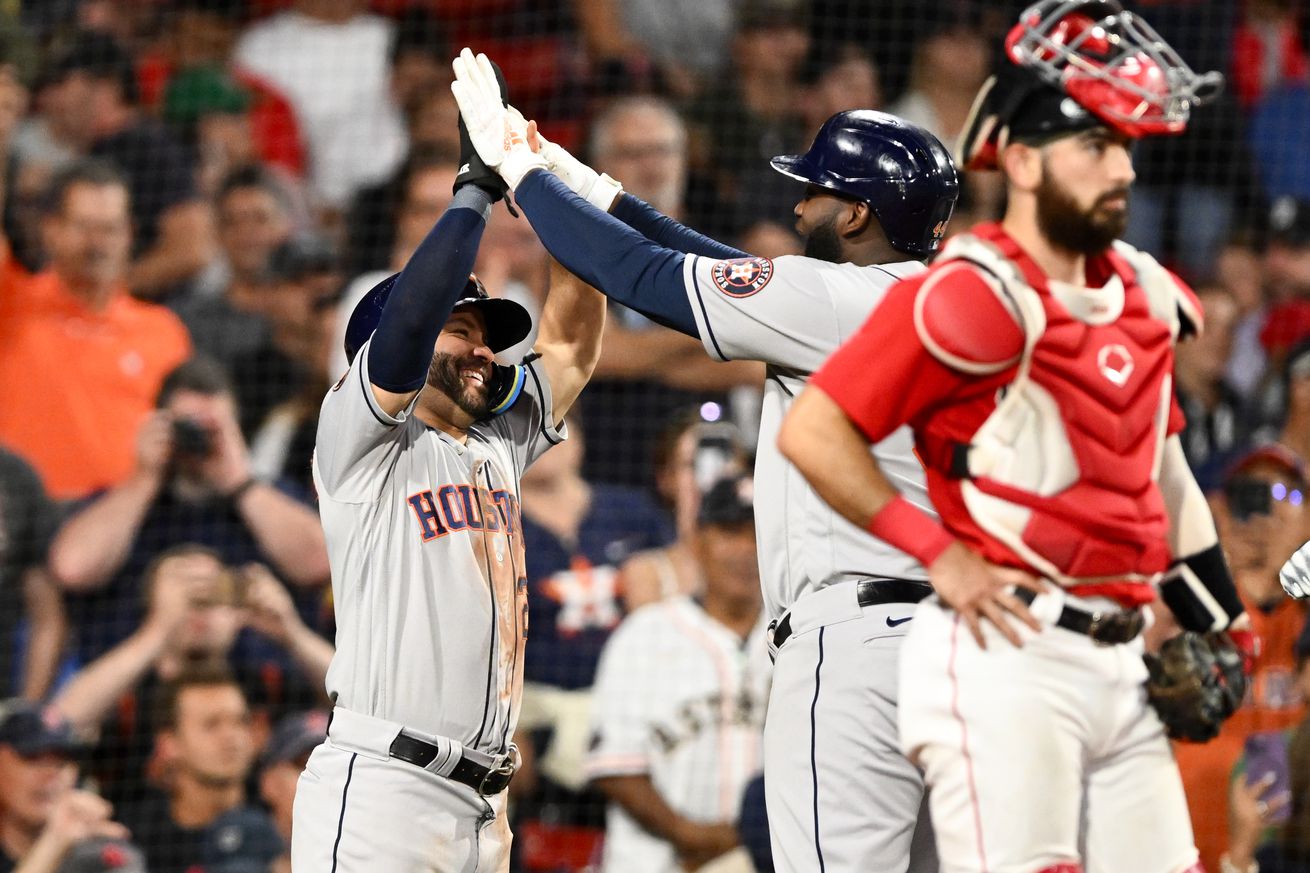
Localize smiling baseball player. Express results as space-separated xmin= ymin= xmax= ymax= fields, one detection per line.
xmin=450 ymin=48 xmax=957 ymax=873
xmin=290 ymin=68 xmax=605 ymax=872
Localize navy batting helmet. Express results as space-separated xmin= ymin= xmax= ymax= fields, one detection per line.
xmin=343 ymin=272 xmax=533 ymax=366
xmin=770 ymin=110 xmax=960 ymax=256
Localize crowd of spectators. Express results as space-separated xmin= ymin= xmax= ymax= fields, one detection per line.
xmin=0 ymin=1 xmax=1306 ymax=872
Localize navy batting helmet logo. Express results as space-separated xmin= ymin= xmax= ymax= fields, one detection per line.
xmin=712 ymin=257 xmax=774 ymax=298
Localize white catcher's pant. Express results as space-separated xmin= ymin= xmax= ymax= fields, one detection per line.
xmin=291 ymin=708 xmax=512 ymax=873
xmin=765 ymin=583 xmax=937 ymax=873
xmin=898 ymin=592 xmax=1199 ymax=873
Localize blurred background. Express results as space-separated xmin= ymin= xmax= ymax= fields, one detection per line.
xmin=0 ymin=1 xmax=1307 ymax=872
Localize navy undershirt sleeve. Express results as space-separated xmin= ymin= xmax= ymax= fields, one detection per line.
xmin=610 ymin=193 xmax=748 ymax=260
xmin=367 ymin=189 xmax=490 ymax=392
xmin=513 ymin=171 xmax=699 ymax=337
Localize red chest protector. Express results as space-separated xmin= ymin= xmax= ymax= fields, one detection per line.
xmin=916 ymin=225 xmax=1197 ymax=600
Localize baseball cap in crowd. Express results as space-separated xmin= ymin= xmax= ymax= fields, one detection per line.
xmin=1224 ymin=444 xmax=1308 ymax=486
xmin=162 ymin=66 xmax=251 ymax=127
xmin=260 ymin=710 xmax=329 ymax=769
xmin=1268 ymin=196 xmax=1310 ymax=248
xmin=56 ymin=837 xmax=147 ymax=873
xmin=0 ymin=699 xmax=81 ymax=758
xmin=202 ymin=807 xmax=285 ymax=873
xmin=698 ymin=475 xmax=755 ymax=527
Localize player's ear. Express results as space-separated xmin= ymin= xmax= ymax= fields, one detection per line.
xmin=841 ymin=201 xmax=873 ymax=239
xmin=1002 ymin=142 xmax=1042 ymax=193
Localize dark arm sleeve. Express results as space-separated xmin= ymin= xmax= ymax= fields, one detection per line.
xmin=513 ymin=171 xmax=699 ymax=337
xmin=610 ymin=194 xmax=748 ymax=260
xmin=366 ymin=188 xmax=491 ymax=392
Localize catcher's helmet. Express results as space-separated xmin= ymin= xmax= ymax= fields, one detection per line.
xmin=770 ymin=110 xmax=959 ymax=257
xmin=343 ymin=272 xmax=533 ymax=365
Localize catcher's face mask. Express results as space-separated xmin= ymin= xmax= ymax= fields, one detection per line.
xmin=1006 ymin=0 xmax=1222 ymax=136
xmin=960 ymin=0 xmax=1223 ymax=170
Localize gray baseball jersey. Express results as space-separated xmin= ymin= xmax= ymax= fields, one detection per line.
xmin=682 ymin=254 xmax=934 ymax=620
xmin=312 ymin=337 xmax=564 ymax=754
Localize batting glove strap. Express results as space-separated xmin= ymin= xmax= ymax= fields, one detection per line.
xmin=451 ymin=49 xmax=547 ymax=191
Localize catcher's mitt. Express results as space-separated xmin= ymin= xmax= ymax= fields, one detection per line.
xmin=1143 ymin=632 xmax=1248 ymax=743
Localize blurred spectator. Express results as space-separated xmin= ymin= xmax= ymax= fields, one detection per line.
xmin=736 ymin=221 xmax=802 ymax=259
xmin=0 ymin=159 xmax=191 ymax=500
xmin=578 ymin=0 xmax=736 ymax=97
xmin=234 ymin=0 xmax=407 ymax=216
xmin=888 ymin=22 xmax=989 ymax=157
xmin=687 ymin=0 xmax=811 ymax=234
xmin=40 ymin=30 xmax=217 ymax=297
xmin=586 ymin=475 xmax=769 ymax=873
xmin=1250 ymin=83 xmax=1310 ymax=203
xmin=511 ymin=415 xmax=671 ymax=870
xmin=1221 ymin=234 xmax=1271 ymax=399
xmin=1260 ymin=198 xmax=1310 ymax=372
xmin=1225 ymin=619 xmax=1310 ymax=873
xmin=801 ymin=44 xmax=883 ymax=135
xmin=257 ymin=710 xmax=328 ymax=873
xmin=620 ymin=413 xmax=747 ymax=611
xmin=174 ymin=165 xmax=294 ymax=369
xmin=115 ymin=663 xmax=282 ymax=873
xmin=230 ymin=235 xmax=341 ymax=440
xmin=155 ymin=0 xmax=306 ymax=182
xmin=0 ymin=449 xmax=65 ymax=702
xmin=1279 ymin=341 xmax=1310 ymax=463
xmin=343 ymin=146 xmax=459 ymax=290
xmin=1232 ymin=0 xmax=1308 ymax=110
xmin=0 ymin=700 xmax=142 ymax=873
xmin=1174 ymin=445 xmax=1309 ymax=872
xmin=582 ymin=98 xmax=764 ymax=486
xmin=384 ymin=9 xmax=453 ymax=150
xmin=1175 ymin=285 xmax=1253 ymax=489
xmin=51 ymin=546 xmax=328 ymax=810
xmin=48 ymin=358 xmax=330 ymax=662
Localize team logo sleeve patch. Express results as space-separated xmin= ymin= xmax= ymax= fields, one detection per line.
xmin=711 ymin=257 xmax=774 ymax=298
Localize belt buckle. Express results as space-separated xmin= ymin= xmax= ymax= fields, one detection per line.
xmin=478 ymin=744 xmax=519 ymax=796
xmin=1086 ymin=610 xmax=1144 ymax=646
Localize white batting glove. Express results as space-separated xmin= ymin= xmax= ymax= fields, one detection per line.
xmin=1279 ymin=540 xmax=1310 ymax=599
xmin=536 ymin=133 xmax=624 ymax=212
xmin=450 ymin=48 xmax=547 ymax=191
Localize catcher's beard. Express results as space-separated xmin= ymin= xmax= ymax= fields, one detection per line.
xmin=1035 ymin=167 xmax=1129 ymax=257
xmin=803 ymin=213 xmax=844 ymax=263
xmin=427 ymin=352 xmax=492 ymax=418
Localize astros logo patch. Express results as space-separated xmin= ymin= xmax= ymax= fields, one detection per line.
xmin=712 ymin=257 xmax=774 ymax=298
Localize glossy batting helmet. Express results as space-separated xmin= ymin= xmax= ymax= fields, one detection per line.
xmin=343 ymin=272 xmax=533 ymax=366
xmin=770 ymin=110 xmax=959 ymax=257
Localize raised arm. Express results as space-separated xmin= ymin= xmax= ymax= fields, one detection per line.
xmin=534 ymin=258 xmax=606 ymax=426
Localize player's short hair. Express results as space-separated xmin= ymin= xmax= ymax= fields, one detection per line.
xmin=216 ymin=164 xmax=293 ymax=214
xmin=157 ymin=356 xmax=234 ymax=407
xmin=589 ymin=97 xmax=687 ymax=163
xmin=155 ymin=660 xmax=243 ymax=733
xmin=40 ymin=158 xmax=129 ymax=217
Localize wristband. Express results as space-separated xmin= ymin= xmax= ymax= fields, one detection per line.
xmin=226 ymin=478 xmax=258 ymax=502
xmin=866 ymin=495 xmax=955 ymax=568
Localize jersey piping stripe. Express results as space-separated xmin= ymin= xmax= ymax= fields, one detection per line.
xmin=688 ymin=256 xmax=729 ymax=361
xmin=810 ymin=626 xmax=827 ymax=873
xmin=357 ymin=359 xmax=397 ymax=428
xmin=526 ymin=363 xmax=564 ymax=446
xmin=948 ymin=615 xmax=990 ymax=871
xmin=329 ymin=752 xmax=358 ymax=873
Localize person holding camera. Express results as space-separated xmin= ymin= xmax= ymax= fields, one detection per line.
xmin=47 ymin=357 xmax=330 ymax=665
xmin=1173 ymin=445 xmax=1310 ymax=871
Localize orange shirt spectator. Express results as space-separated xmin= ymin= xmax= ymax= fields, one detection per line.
xmin=1175 ymin=595 xmax=1308 ymax=873
xmin=0 ymin=161 xmax=190 ymax=500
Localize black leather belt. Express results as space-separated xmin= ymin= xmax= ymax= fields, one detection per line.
xmin=771 ymin=579 xmax=933 ymax=650
xmin=388 ymin=733 xmax=515 ymax=795
xmin=1014 ymin=587 xmax=1145 ymax=645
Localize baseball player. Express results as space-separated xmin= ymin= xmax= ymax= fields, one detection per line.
xmin=450 ymin=49 xmax=958 ymax=872
xmin=777 ymin=3 xmax=1253 ymax=871
xmin=586 ymin=474 xmax=770 ymax=873
xmin=289 ymin=71 xmax=606 ymax=872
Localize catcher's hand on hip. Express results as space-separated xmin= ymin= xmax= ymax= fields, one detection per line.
xmin=929 ymin=542 xmax=1047 ymax=650
xmin=450 ymin=48 xmax=546 ymax=190
xmin=1278 ymin=539 xmax=1310 ymax=599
